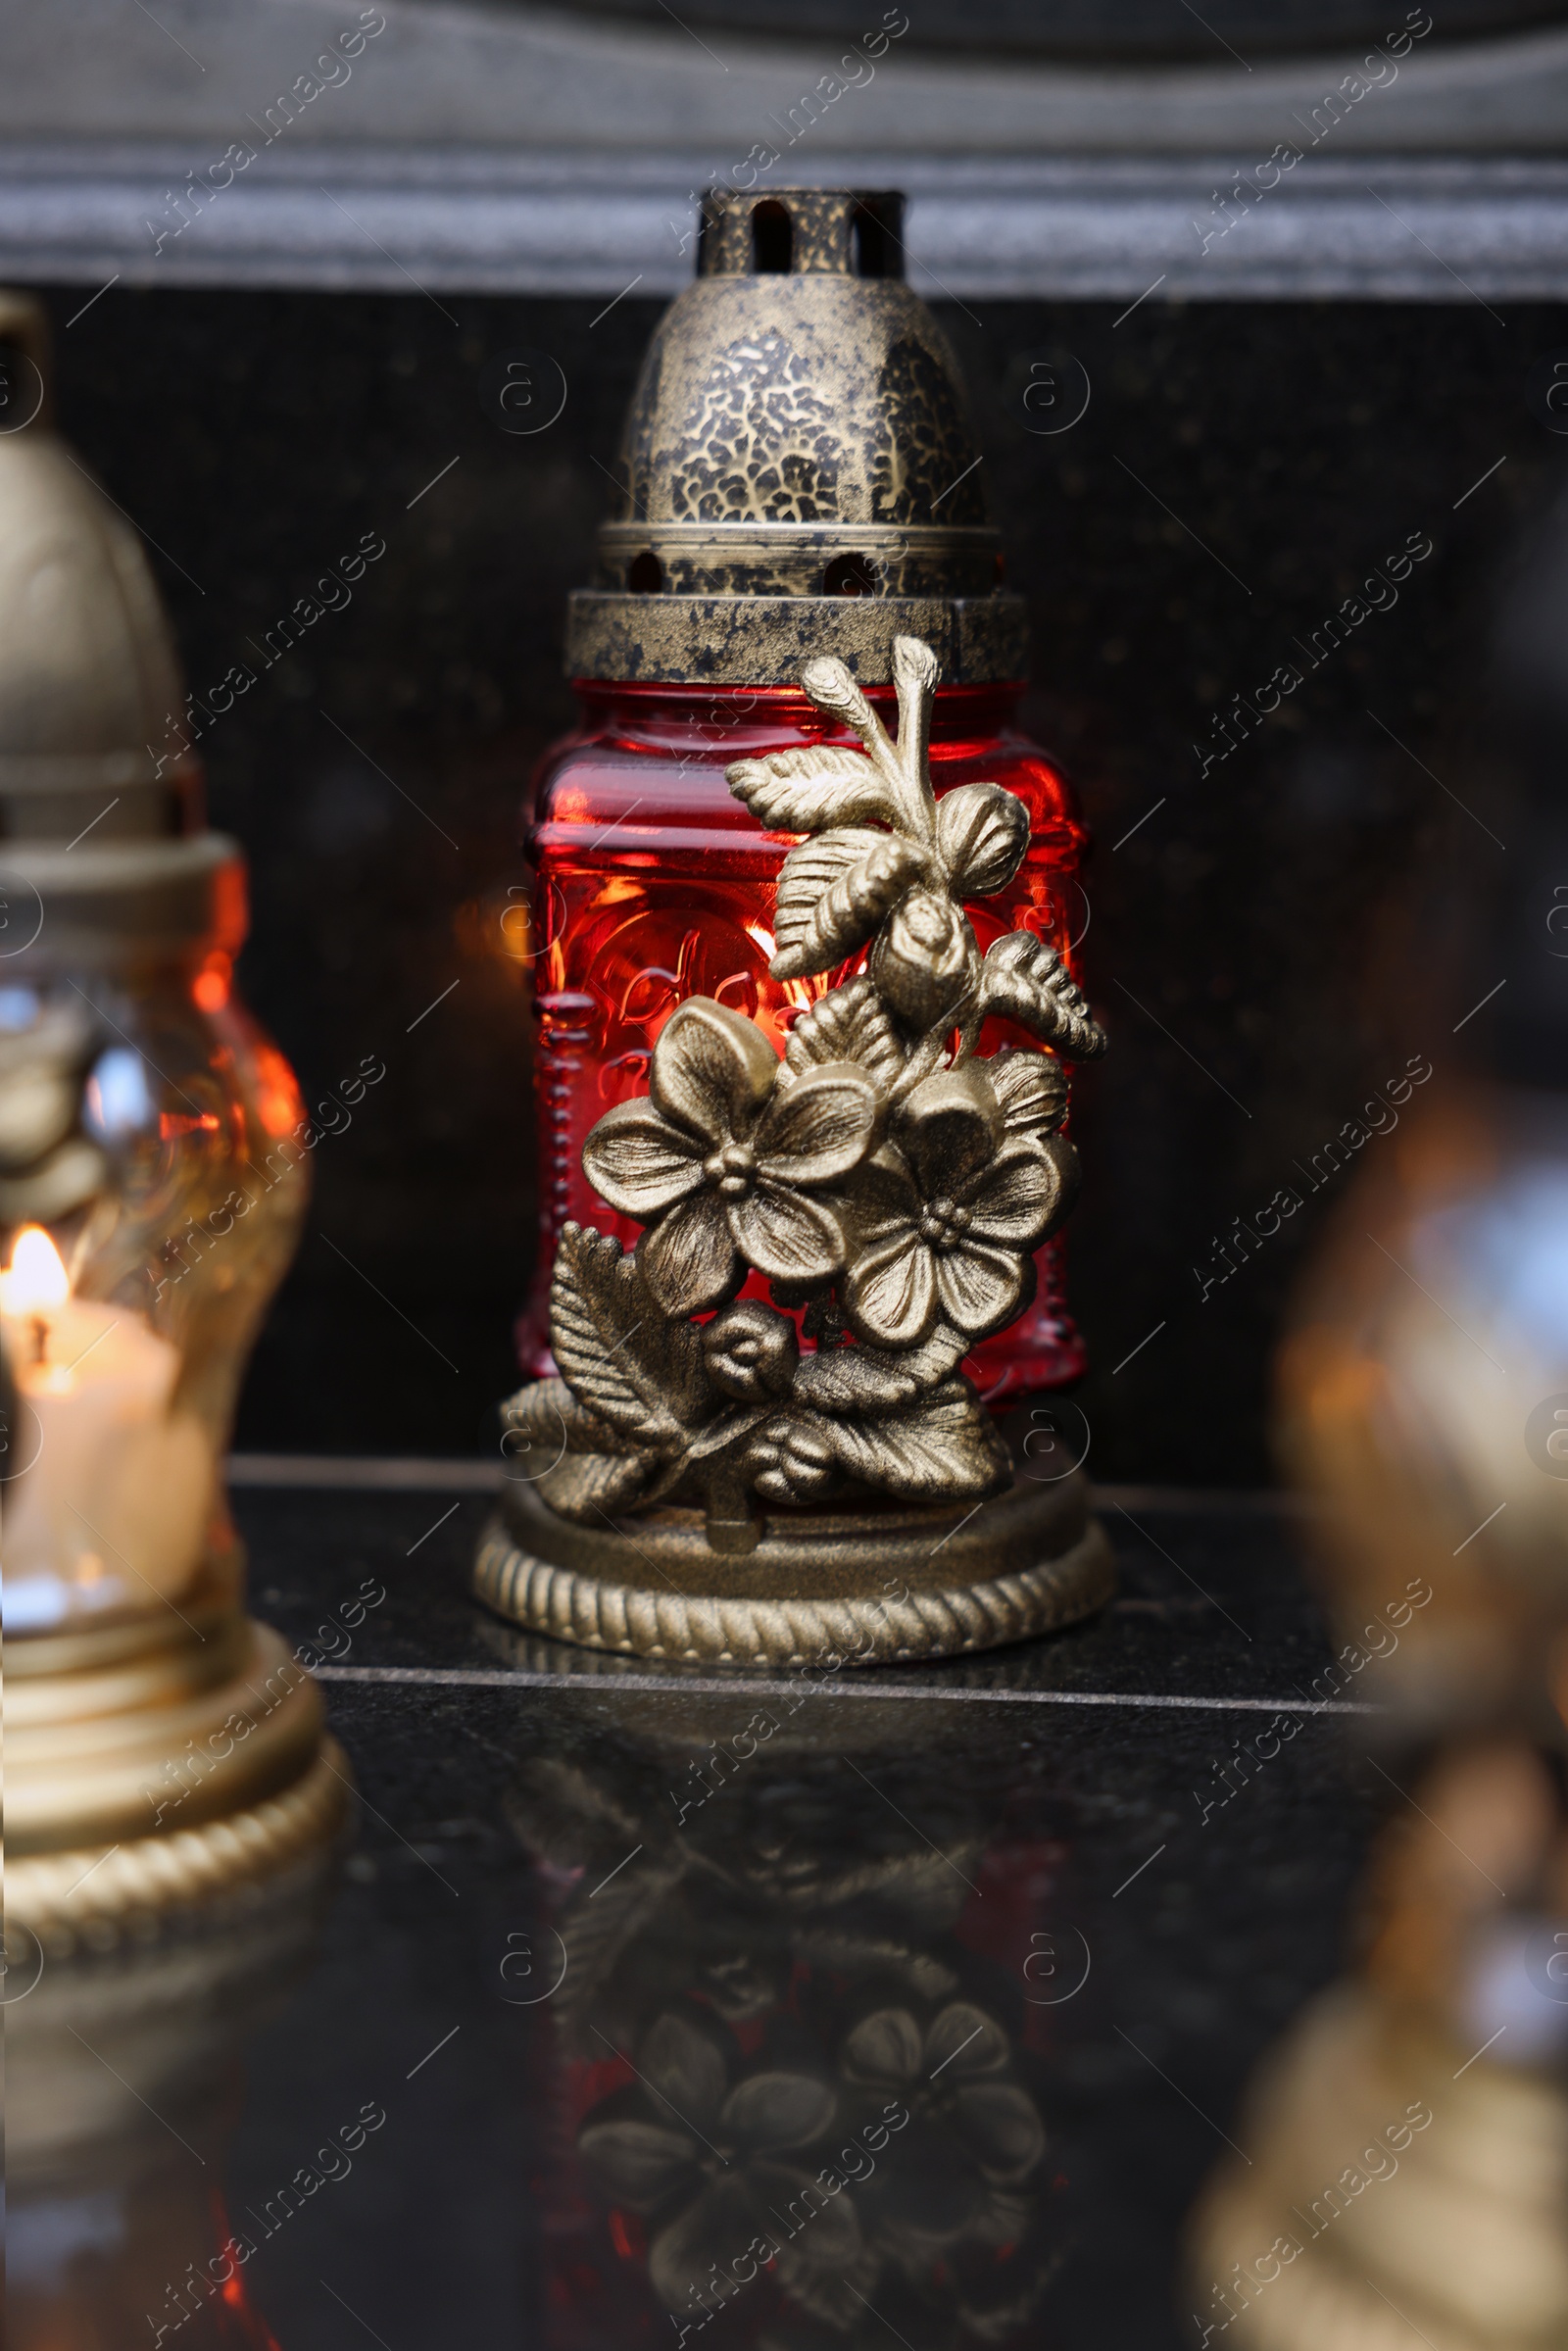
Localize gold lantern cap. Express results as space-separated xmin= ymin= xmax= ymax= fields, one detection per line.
xmin=0 ymin=290 xmax=238 ymax=964
xmin=565 ymin=188 xmax=1027 ymax=687
xmin=0 ymin=290 xmax=200 ymax=847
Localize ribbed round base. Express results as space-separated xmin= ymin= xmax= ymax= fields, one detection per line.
xmin=8 ymin=1742 xmax=350 ymax=1954
xmin=473 ymin=1471 xmax=1113 ymax=1666
xmin=7 ymin=1599 xmax=349 ymax=1951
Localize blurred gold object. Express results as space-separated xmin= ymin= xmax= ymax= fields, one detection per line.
xmin=1189 ymin=1086 xmax=1568 ymax=2346
xmin=0 ymin=290 xmax=346 ymax=1945
xmin=1192 ymin=1734 xmax=1568 ymax=2348
xmin=1191 ymin=1983 xmax=1568 ymax=2350
xmin=1277 ymin=1090 xmax=1568 ymax=1738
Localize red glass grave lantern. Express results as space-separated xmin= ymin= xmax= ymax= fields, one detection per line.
xmin=518 ymin=188 xmax=1091 ymax=1407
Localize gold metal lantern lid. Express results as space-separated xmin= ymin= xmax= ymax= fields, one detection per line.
xmin=0 ymin=292 xmax=199 ymax=845
xmin=0 ymin=292 xmax=234 ymax=972
xmin=565 ymin=187 xmax=1027 ymax=686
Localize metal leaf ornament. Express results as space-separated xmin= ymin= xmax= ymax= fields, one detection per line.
xmin=500 ymin=635 xmax=1106 ymax=1554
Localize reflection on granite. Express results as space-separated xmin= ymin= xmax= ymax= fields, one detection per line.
xmin=4 ymin=1483 xmax=1379 ymax=2351
xmin=518 ymin=1705 xmax=1062 ymax=2348
xmin=9 ymin=1867 xmax=336 ymax=2351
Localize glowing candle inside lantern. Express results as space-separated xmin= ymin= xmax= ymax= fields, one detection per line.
xmin=0 ymin=1226 xmax=214 ymax=1630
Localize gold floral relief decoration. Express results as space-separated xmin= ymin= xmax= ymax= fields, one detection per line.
xmin=503 ymin=635 xmax=1106 ymax=1551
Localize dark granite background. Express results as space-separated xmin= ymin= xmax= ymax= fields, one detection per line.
xmin=30 ymin=284 xmax=1563 ymax=1477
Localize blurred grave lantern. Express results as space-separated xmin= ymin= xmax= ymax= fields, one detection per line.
xmin=0 ymin=289 xmax=345 ymax=1948
xmin=1189 ymin=484 xmax=1568 ymax=2351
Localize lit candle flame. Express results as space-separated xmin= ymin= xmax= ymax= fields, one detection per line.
xmin=0 ymin=1225 xmax=71 ymax=1315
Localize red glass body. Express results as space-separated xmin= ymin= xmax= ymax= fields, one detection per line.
xmin=520 ymin=680 xmax=1092 ymax=1402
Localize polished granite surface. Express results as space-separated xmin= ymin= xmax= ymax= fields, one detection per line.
xmin=11 ymin=1478 xmax=1389 ymax=2351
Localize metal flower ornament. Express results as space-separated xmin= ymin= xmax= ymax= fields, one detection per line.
xmin=504 ymin=635 xmax=1105 ymax=1551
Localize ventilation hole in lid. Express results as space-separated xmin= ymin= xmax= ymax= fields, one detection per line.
xmin=852 ymin=203 xmax=892 ymax=279
xmin=823 ymin=553 xmax=877 ymax=598
xmin=628 ymin=551 xmax=663 ymax=593
xmin=751 ymin=200 xmax=793 ymax=275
